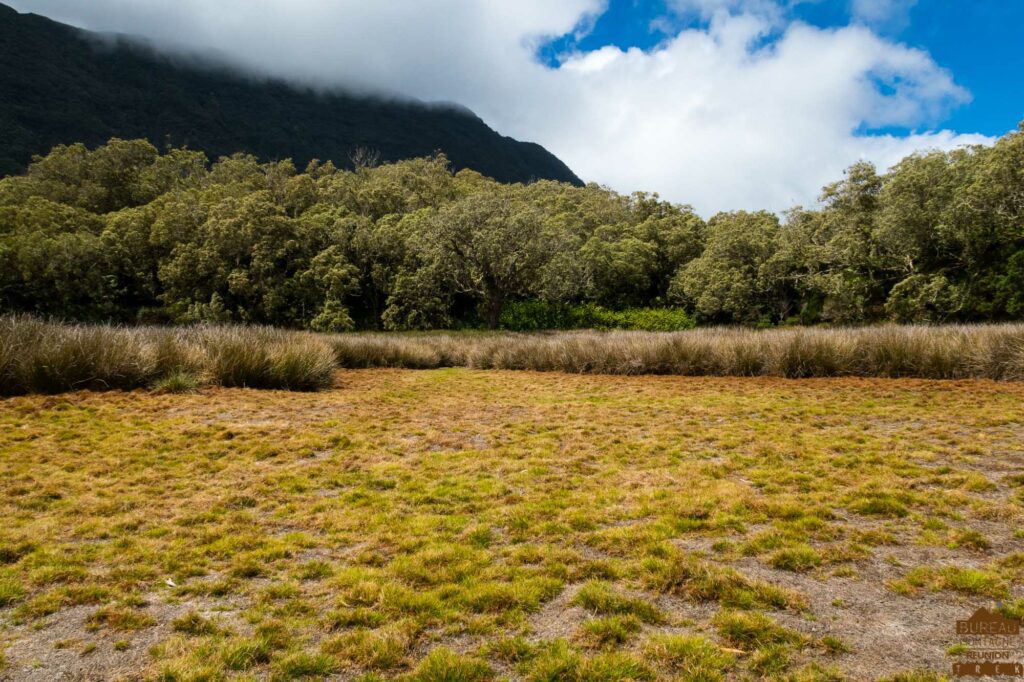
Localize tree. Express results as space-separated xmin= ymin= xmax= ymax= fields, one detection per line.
xmin=404 ymin=188 xmax=558 ymax=328
xmin=669 ymin=211 xmax=780 ymax=324
xmin=0 ymin=197 xmax=114 ymax=317
xmin=3 ymin=131 xmax=1024 ymax=330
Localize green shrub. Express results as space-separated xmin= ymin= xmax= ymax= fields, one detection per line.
xmin=151 ymin=371 xmax=202 ymax=394
xmin=499 ymin=301 xmax=694 ymax=332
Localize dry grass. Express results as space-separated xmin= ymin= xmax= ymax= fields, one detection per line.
xmin=331 ymin=325 xmax=1024 ymax=379
xmin=0 ymin=316 xmax=335 ymax=395
xmin=0 ymin=370 xmax=1022 ymax=680
xmin=4 ymin=318 xmax=1024 ymax=397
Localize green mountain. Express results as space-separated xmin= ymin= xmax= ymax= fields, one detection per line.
xmin=0 ymin=3 xmax=582 ymax=184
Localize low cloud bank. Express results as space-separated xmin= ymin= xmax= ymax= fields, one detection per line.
xmin=11 ymin=0 xmax=995 ymax=214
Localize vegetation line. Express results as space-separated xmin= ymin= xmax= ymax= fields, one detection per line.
xmin=3 ymin=125 xmax=1023 ymax=331
xmin=331 ymin=324 xmax=1024 ymax=379
xmin=3 ymin=316 xmax=1023 ymax=395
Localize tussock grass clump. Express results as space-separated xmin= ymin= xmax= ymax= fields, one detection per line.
xmin=642 ymin=634 xmax=736 ymax=680
xmin=644 ymin=554 xmax=806 ymax=610
xmin=86 ymin=606 xmax=156 ymax=632
xmin=570 ymin=581 xmax=664 ymax=623
xmin=768 ymin=545 xmax=824 ymax=573
xmin=0 ymin=316 xmax=335 ymax=395
xmin=0 ymin=316 xmax=158 ymax=394
xmin=889 ymin=566 xmax=1008 ymax=598
xmin=331 ymin=332 xmax=475 ymax=369
xmin=577 ymin=615 xmax=643 ymax=649
xmin=713 ymin=610 xmax=808 ymax=649
xmin=200 ymin=326 xmax=335 ymax=390
xmin=322 ymin=625 xmax=412 ymax=670
xmin=0 ymin=580 xmax=26 ymax=607
xmin=402 ymin=647 xmax=493 ymax=681
xmin=151 ymin=371 xmax=202 ymax=394
xmin=221 ymin=636 xmax=272 ymax=671
xmin=171 ymin=610 xmax=223 ymax=637
xmin=328 ymin=324 xmax=1024 ymax=380
xmin=271 ymin=650 xmax=339 ymax=679
xmin=525 ymin=642 xmax=655 ymax=682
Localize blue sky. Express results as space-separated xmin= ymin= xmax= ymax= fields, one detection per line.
xmin=540 ymin=0 xmax=1024 ymax=137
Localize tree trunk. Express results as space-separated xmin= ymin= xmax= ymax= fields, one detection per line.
xmin=485 ymin=294 xmax=504 ymax=330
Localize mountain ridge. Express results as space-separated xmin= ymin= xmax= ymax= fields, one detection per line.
xmin=0 ymin=3 xmax=583 ymax=184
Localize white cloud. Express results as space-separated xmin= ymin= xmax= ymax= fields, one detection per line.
xmin=8 ymin=0 xmax=994 ymax=215
xmin=667 ymin=0 xmax=786 ymax=26
xmin=850 ymin=0 xmax=918 ymax=32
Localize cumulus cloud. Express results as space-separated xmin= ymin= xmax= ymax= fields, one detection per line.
xmin=8 ymin=0 xmax=992 ymax=214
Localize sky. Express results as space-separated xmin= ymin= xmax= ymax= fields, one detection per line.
xmin=9 ymin=0 xmax=1023 ymax=215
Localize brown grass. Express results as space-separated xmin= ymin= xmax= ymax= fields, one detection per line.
xmin=331 ymin=324 xmax=1024 ymax=379
xmin=4 ymin=317 xmax=1024 ymax=396
xmin=0 ymin=316 xmax=335 ymax=395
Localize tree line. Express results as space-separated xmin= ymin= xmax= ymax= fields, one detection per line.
xmin=1 ymin=124 xmax=1022 ymax=330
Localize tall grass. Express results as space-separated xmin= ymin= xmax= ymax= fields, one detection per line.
xmin=0 ymin=316 xmax=335 ymax=396
xmin=330 ymin=325 xmax=1024 ymax=380
xmin=3 ymin=317 xmax=1023 ymax=396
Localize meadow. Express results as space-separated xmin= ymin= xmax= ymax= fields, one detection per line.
xmin=0 ymin=366 xmax=1022 ymax=680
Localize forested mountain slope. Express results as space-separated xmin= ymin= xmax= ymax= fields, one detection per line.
xmin=0 ymin=3 xmax=582 ymax=184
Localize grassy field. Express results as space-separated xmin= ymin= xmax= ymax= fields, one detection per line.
xmin=1 ymin=369 xmax=1022 ymax=681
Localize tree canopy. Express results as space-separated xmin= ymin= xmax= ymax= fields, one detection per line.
xmin=2 ymin=125 xmax=1023 ymax=329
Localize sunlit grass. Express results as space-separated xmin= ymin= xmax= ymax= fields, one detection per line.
xmin=0 ymin=369 xmax=1020 ymax=679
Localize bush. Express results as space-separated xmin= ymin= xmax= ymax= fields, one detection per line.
xmin=151 ymin=371 xmax=202 ymax=394
xmin=499 ymin=301 xmax=694 ymax=332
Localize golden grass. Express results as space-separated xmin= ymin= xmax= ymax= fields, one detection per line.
xmin=4 ymin=317 xmax=1024 ymax=398
xmin=0 ymin=370 xmax=1021 ymax=680
xmin=331 ymin=325 xmax=1024 ymax=379
xmin=0 ymin=316 xmax=335 ymax=395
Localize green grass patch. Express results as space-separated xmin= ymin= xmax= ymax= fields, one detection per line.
xmin=570 ymin=581 xmax=664 ymax=623
xmin=889 ymin=566 xmax=1008 ymax=598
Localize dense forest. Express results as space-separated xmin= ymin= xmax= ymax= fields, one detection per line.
xmin=0 ymin=3 xmax=580 ymax=185
xmin=1 ymin=124 xmax=1022 ymax=330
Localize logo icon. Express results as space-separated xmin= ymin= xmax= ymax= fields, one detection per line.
xmin=952 ymin=607 xmax=1023 ymax=678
